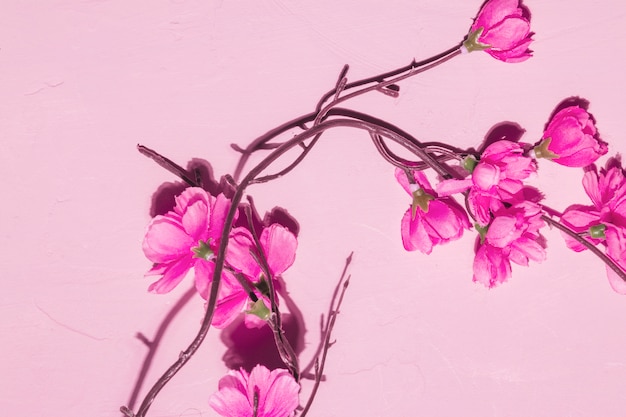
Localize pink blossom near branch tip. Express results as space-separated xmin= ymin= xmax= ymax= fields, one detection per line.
xmin=464 ymin=0 xmax=532 ymax=63
xmin=534 ymin=105 xmax=607 ymax=167
xmin=209 ymin=364 xmax=300 ymax=417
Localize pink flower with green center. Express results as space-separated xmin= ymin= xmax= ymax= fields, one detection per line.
xmin=142 ymin=187 xmax=231 ymax=294
xmin=195 ymin=223 xmax=298 ymax=328
xmin=395 ymin=168 xmax=470 ymax=254
xmin=473 ymin=200 xmax=546 ymax=287
xmin=463 ymin=0 xmax=532 ymax=63
xmin=209 ymin=364 xmax=300 ymax=417
xmin=437 ymin=140 xmax=537 ymax=226
xmin=561 ymin=158 xmax=626 ymax=293
xmin=533 ymin=105 xmax=607 ymax=167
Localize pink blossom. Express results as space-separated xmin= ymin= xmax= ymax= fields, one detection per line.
xmin=463 ymin=0 xmax=532 ymax=63
xmin=534 ymin=106 xmax=607 ymax=167
xmin=560 ymin=159 xmax=626 ymax=293
xmin=473 ymin=243 xmax=511 ymax=287
xmin=209 ymin=364 xmax=300 ymax=417
xmin=142 ymin=187 xmax=231 ymax=294
xmin=473 ymin=201 xmax=546 ymax=287
xmin=395 ymin=169 xmax=470 ymax=254
xmin=196 ymin=223 xmax=297 ymax=328
xmin=437 ymin=140 xmax=537 ymax=226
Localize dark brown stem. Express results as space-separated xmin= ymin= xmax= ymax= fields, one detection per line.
xmin=137 ymin=145 xmax=200 ymax=187
xmin=128 ymin=42 xmax=468 ymax=416
xmin=128 ymin=112 xmax=442 ymax=416
xmin=314 ymin=43 xmax=462 ymax=113
xmin=233 ymin=44 xmax=463 ymax=181
xmin=541 ymin=214 xmax=626 ymax=283
xmin=313 ymin=48 xmax=462 ymax=126
xmin=243 ymin=205 xmax=300 ymax=380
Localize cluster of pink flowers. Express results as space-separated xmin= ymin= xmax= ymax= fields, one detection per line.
xmin=142 ymin=187 xmax=301 ymax=416
xmin=142 ymin=187 xmax=297 ymax=327
xmin=395 ymin=102 xmax=617 ymax=289
xmin=133 ymin=1 xmax=626 ymax=416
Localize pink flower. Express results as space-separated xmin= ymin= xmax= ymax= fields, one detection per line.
xmin=473 ymin=201 xmax=546 ymax=287
xmin=463 ymin=0 xmax=532 ymax=63
xmin=533 ymin=106 xmax=608 ymax=167
xmin=473 ymin=244 xmax=511 ymax=287
xmin=438 ymin=140 xmax=537 ymax=226
xmin=196 ymin=223 xmax=298 ymax=328
xmin=395 ymin=169 xmax=470 ymax=254
xmin=209 ymin=364 xmax=300 ymax=417
xmin=561 ymin=159 xmax=626 ymax=293
xmin=142 ymin=187 xmax=231 ymax=294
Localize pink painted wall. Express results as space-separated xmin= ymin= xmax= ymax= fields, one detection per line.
xmin=2 ymin=1 xmax=626 ymax=416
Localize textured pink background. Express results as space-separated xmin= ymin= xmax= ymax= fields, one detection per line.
xmin=2 ymin=1 xmax=626 ymax=416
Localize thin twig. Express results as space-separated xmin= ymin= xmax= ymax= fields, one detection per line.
xmin=233 ymin=44 xmax=463 ymax=181
xmin=541 ymin=214 xmax=626 ymax=282
xmin=300 ymin=253 xmax=353 ymax=417
xmin=243 ymin=204 xmax=300 ymax=380
xmin=137 ymin=145 xmax=199 ymax=187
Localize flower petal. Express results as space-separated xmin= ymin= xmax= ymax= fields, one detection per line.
xmin=482 ymin=16 xmax=530 ymax=51
xmin=194 ymin=259 xmax=214 ymax=299
xmin=209 ymin=370 xmax=252 ymax=417
xmin=473 ymin=0 xmax=522 ymax=33
xmin=142 ymin=214 xmax=194 ymax=263
xmin=211 ymin=275 xmax=250 ymax=329
xmin=400 ymin=208 xmax=433 ymax=254
xmin=422 ymin=199 xmax=469 ymax=241
xmin=258 ymin=367 xmax=300 ymax=417
xmin=261 ymin=224 xmax=298 ymax=277
xmin=226 ymin=227 xmax=262 ymax=280
xmin=473 ymin=243 xmax=511 ymax=287
xmin=436 ymin=178 xmax=473 ymax=196
xmin=209 ymin=193 xmax=233 ymax=243
xmin=147 ymin=254 xmax=194 ymax=294
xmin=181 ymin=198 xmax=210 ymax=240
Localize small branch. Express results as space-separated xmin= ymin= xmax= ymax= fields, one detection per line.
xmin=243 ymin=204 xmax=300 ymax=380
xmin=233 ymin=43 xmax=463 ymax=181
xmin=541 ymin=214 xmax=626 ymax=283
xmin=333 ymin=64 xmax=350 ymax=101
xmin=313 ymin=48 xmax=462 ymax=126
xmin=137 ymin=145 xmax=199 ymax=187
xmin=250 ymin=134 xmax=323 ymax=185
xmin=314 ymin=43 xmax=462 ymax=113
xmin=300 ymin=255 xmax=352 ymax=417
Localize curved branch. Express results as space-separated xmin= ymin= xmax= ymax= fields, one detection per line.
xmin=128 ymin=113 xmax=458 ymax=416
xmin=541 ymin=214 xmax=626 ymax=283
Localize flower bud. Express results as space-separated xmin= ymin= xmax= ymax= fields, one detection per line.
xmin=465 ymin=0 xmax=533 ymax=63
xmin=535 ymin=105 xmax=607 ymax=167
